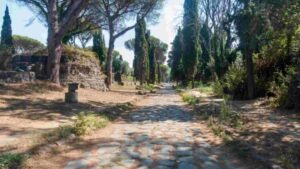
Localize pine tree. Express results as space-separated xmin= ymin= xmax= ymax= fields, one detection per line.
xmin=170 ymin=27 xmax=184 ymax=83
xmin=1 ymin=6 xmax=14 ymax=53
xmin=134 ymin=17 xmax=149 ymax=85
xmin=92 ymin=28 xmax=106 ymax=66
xmin=182 ymin=0 xmax=201 ymax=88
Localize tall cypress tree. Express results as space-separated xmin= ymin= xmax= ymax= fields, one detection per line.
xmin=149 ymin=42 xmax=156 ymax=84
xmin=92 ymin=28 xmax=106 ymax=66
xmin=182 ymin=0 xmax=201 ymax=88
xmin=1 ymin=6 xmax=14 ymax=53
xmin=134 ymin=17 xmax=149 ymax=85
xmin=199 ymin=22 xmax=211 ymax=80
xmin=170 ymin=27 xmax=184 ymax=83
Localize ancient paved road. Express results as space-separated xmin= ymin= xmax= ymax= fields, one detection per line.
xmin=66 ymin=85 xmax=240 ymax=169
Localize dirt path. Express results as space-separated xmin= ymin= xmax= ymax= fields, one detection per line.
xmin=65 ymin=85 xmax=245 ymax=169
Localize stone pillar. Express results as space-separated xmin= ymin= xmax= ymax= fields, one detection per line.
xmin=65 ymin=83 xmax=79 ymax=103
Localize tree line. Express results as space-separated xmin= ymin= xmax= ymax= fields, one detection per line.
xmin=169 ymin=0 xmax=300 ymax=108
xmin=8 ymin=0 xmax=164 ymax=89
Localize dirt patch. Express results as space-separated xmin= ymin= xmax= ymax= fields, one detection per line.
xmin=0 ymin=82 xmax=141 ymax=152
xmin=193 ymin=93 xmax=300 ymax=169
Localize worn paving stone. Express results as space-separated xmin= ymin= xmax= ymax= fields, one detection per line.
xmin=202 ymin=161 xmax=222 ymax=169
xmin=176 ymin=147 xmax=193 ymax=156
xmin=65 ymin=85 xmax=240 ymax=169
xmin=65 ymin=159 xmax=88 ymax=169
xmin=178 ymin=162 xmax=198 ymax=169
xmin=178 ymin=156 xmax=195 ymax=164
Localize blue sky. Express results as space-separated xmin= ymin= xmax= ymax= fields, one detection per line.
xmin=0 ymin=0 xmax=183 ymax=66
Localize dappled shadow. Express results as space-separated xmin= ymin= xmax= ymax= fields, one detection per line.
xmin=121 ymin=105 xmax=194 ymax=123
xmin=0 ymin=82 xmax=64 ymax=96
xmin=0 ymin=97 xmax=106 ymax=121
xmin=194 ymin=95 xmax=300 ymax=168
xmin=21 ymin=129 xmax=241 ymax=169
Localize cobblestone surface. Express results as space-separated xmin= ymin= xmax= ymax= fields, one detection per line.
xmin=65 ymin=85 xmax=240 ymax=169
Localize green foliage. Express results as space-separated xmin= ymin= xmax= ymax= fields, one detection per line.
xmin=180 ymin=92 xmax=199 ymax=106
xmin=269 ymin=66 xmax=297 ymax=107
xmin=212 ymin=78 xmax=224 ymax=97
xmin=12 ymin=35 xmax=45 ymax=54
xmin=223 ymin=58 xmax=248 ymax=99
xmin=63 ymin=45 xmax=97 ymax=58
xmin=74 ymin=112 xmax=109 ymax=136
xmin=0 ymin=153 xmax=26 ymax=169
xmin=134 ymin=18 xmax=149 ymax=84
xmin=194 ymin=82 xmax=214 ymax=95
xmin=207 ymin=116 xmax=232 ymax=142
xmin=182 ymin=0 xmax=201 ymax=86
xmin=170 ymin=28 xmax=184 ymax=82
xmin=92 ymin=28 xmax=106 ymax=66
xmin=0 ymin=6 xmax=14 ymax=53
xmin=219 ymin=100 xmax=243 ymax=128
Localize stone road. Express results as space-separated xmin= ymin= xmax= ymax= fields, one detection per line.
xmin=66 ymin=85 xmax=240 ymax=169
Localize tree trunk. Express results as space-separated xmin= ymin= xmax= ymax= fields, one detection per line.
xmin=106 ymin=36 xmax=115 ymax=89
xmin=47 ymin=35 xmax=62 ymax=84
xmin=245 ymin=48 xmax=255 ymax=99
xmin=47 ymin=0 xmax=62 ymax=84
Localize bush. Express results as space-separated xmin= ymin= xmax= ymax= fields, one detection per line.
xmin=219 ymin=100 xmax=243 ymax=128
xmin=180 ymin=92 xmax=199 ymax=105
xmin=212 ymin=78 xmax=224 ymax=97
xmin=269 ymin=66 xmax=297 ymax=107
xmin=0 ymin=153 xmax=26 ymax=169
xmin=74 ymin=112 xmax=109 ymax=136
xmin=222 ymin=58 xmax=248 ymax=99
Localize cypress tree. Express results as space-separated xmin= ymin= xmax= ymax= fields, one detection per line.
xmin=182 ymin=0 xmax=201 ymax=88
xmin=134 ymin=17 xmax=149 ymax=85
xmin=92 ymin=28 xmax=106 ymax=66
xmin=170 ymin=27 xmax=184 ymax=83
xmin=1 ymin=6 xmax=14 ymax=53
xmin=149 ymin=43 xmax=156 ymax=84
xmin=199 ymin=22 xmax=211 ymax=80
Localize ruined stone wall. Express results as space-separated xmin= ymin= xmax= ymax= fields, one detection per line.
xmin=0 ymin=71 xmax=35 ymax=83
xmin=10 ymin=54 xmax=106 ymax=91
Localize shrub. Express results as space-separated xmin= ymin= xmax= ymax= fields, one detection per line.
xmin=219 ymin=100 xmax=243 ymax=128
xmin=74 ymin=112 xmax=109 ymax=136
xmin=180 ymin=92 xmax=199 ymax=105
xmin=222 ymin=58 xmax=248 ymax=99
xmin=212 ymin=78 xmax=224 ymax=97
xmin=269 ymin=66 xmax=297 ymax=107
xmin=0 ymin=153 xmax=26 ymax=169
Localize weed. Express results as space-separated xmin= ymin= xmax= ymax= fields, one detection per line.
xmin=0 ymin=153 xmax=27 ymax=169
xmin=180 ymin=92 xmax=200 ymax=105
xmin=219 ymin=100 xmax=243 ymax=129
xmin=74 ymin=112 xmax=109 ymax=136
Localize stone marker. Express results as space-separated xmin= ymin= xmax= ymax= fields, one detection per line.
xmin=65 ymin=83 xmax=79 ymax=103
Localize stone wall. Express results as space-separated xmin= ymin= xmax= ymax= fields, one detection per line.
xmin=0 ymin=71 xmax=35 ymax=83
xmin=59 ymin=55 xmax=106 ymax=91
xmin=10 ymin=54 xmax=106 ymax=91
